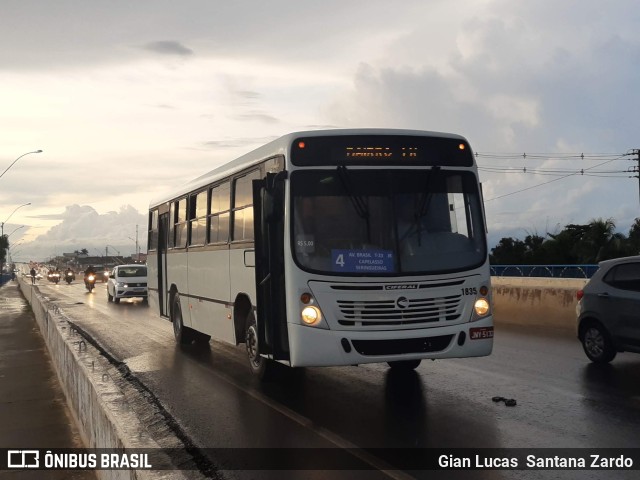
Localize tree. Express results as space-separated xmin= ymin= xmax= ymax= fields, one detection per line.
xmin=544 ymin=224 xmax=589 ymax=264
xmin=523 ymin=234 xmax=546 ymax=263
xmin=490 ymin=237 xmax=527 ymax=264
xmin=490 ymin=217 xmax=637 ymax=266
xmin=579 ymin=218 xmax=626 ymax=263
xmin=0 ymin=235 xmax=7 ymax=268
xmin=628 ymin=218 xmax=640 ymax=255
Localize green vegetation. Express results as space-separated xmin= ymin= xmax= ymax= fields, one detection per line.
xmin=490 ymin=217 xmax=640 ymax=265
xmin=0 ymin=234 xmax=8 ymax=267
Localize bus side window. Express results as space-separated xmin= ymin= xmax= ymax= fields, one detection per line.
xmin=232 ymin=170 xmax=260 ymax=242
xmin=175 ymin=198 xmax=188 ymax=248
xmin=168 ymin=202 xmax=176 ymax=248
xmin=148 ymin=209 xmax=158 ymax=251
xmin=189 ymin=190 xmax=207 ymax=246
xmin=209 ymin=182 xmax=231 ymax=244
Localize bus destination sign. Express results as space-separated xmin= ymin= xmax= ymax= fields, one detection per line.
xmin=291 ymin=135 xmax=473 ymax=167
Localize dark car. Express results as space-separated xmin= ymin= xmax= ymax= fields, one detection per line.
xmin=576 ymin=255 xmax=640 ymax=363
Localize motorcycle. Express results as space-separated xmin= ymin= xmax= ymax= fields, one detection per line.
xmin=51 ymin=272 xmax=61 ymax=284
xmin=65 ymin=271 xmax=74 ymax=284
xmin=84 ymin=273 xmax=97 ymax=292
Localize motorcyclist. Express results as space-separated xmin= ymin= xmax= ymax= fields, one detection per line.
xmin=84 ymin=265 xmax=97 ymax=292
xmin=65 ymin=267 xmax=74 ymax=283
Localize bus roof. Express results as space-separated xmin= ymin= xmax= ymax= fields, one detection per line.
xmin=149 ymin=128 xmax=469 ymax=208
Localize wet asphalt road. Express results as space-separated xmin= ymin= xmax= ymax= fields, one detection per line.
xmin=31 ymin=280 xmax=640 ymax=480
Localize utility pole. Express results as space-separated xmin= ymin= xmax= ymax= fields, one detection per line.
xmin=636 ymin=149 xmax=640 ymax=205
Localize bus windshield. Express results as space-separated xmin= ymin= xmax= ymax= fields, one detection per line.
xmin=291 ymin=169 xmax=486 ymax=275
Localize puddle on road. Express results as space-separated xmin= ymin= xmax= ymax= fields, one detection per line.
xmin=124 ymin=351 xmax=167 ymax=373
xmin=0 ymin=297 xmax=29 ymax=315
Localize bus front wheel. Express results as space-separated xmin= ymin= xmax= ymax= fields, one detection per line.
xmin=387 ymin=359 xmax=421 ymax=371
xmin=246 ymin=314 xmax=276 ymax=380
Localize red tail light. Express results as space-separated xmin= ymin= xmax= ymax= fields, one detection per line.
xmin=576 ymin=289 xmax=584 ymax=301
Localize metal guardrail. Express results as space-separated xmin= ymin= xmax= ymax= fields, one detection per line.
xmin=490 ymin=264 xmax=599 ymax=279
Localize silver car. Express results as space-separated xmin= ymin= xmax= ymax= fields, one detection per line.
xmin=576 ymin=255 xmax=640 ymax=363
xmin=107 ymin=264 xmax=148 ymax=304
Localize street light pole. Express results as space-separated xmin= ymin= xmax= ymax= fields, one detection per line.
xmin=7 ymin=225 xmax=25 ymax=238
xmin=0 ymin=150 xmax=43 ymax=180
xmin=127 ymin=229 xmax=140 ymax=262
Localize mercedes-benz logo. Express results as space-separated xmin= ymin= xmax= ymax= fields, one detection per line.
xmin=396 ymin=296 xmax=410 ymax=309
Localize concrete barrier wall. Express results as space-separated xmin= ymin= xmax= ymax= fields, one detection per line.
xmin=491 ymin=277 xmax=588 ymax=332
xmin=17 ymin=277 xmax=183 ymax=480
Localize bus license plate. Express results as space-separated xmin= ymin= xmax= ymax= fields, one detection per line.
xmin=469 ymin=327 xmax=494 ymax=340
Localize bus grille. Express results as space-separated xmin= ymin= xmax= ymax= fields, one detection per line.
xmin=351 ymin=335 xmax=454 ymax=356
xmin=336 ymin=294 xmax=462 ymax=327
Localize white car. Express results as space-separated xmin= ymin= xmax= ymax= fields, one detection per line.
xmin=107 ymin=264 xmax=148 ymax=304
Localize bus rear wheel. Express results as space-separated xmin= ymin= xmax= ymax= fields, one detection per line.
xmin=387 ymin=359 xmax=422 ymax=371
xmin=246 ymin=314 xmax=276 ymax=380
xmin=172 ymin=294 xmax=195 ymax=345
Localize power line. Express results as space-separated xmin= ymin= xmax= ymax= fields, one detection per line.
xmin=479 ymin=166 xmax=631 ymax=176
xmin=483 ymin=155 xmax=630 ymax=202
xmin=476 ymin=151 xmax=634 ymax=161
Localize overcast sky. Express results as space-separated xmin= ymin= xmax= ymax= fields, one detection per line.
xmin=2 ymin=0 xmax=639 ymax=262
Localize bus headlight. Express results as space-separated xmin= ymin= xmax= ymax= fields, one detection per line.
xmin=474 ymin=298 xmax=490 ymax=317
xmin=301 ymin=306 xmax=322 ymax=326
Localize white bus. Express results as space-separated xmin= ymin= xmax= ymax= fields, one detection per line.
xmin=147 ymin=129 xmax=493 ymax=378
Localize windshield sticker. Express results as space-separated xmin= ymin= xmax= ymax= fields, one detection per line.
xmin=332 ymin=250 xmax=395 ymax=273
xmin=295 ymin=235 xmax=315 ymax=254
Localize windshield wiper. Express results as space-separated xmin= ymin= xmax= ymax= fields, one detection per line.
xmin=400 ymin=166 xmax=441 ymax=246
xmin=337 ymin=164 xmax=371 ymax=242
xmin=416 ymin=166 xmax=440 ymax=219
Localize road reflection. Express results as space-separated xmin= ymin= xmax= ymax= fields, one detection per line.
xmin=580 ymin=360 xmax=640 ymax=401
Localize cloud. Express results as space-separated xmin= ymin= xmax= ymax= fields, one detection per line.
xmin=13 ymin=205 xmax=147 ymax=262
xmin=231 ymin=112 xmax=279 ymax=124
xmin=142 ymin=41 xmax=194 ymax=57
xmin=3 ymin=0 xmax=640 ymax=256
xmin=201 ymin=136 xmax=278 ymax=149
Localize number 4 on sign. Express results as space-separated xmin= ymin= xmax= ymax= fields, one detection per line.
xmin=335 ymin=254 xmax=345 ymax=267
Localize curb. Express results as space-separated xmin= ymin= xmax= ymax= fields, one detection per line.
xmin=16 ymin=276 xmax=189 ymax=480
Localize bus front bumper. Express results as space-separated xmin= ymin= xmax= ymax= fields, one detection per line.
xmin=287 ymin=316 xmax=493 ymax=367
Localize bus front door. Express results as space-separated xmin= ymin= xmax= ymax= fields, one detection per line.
xmin=253 ymin=173 xmax=289 ymax=361
xmin=158 ymin=212 xmax=169 ymax=318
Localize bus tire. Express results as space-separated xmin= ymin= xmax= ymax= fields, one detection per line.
xmin=245 ymin=313 xmax=276 ymax=380
xmin=172 ymin=294 xmax=195 ymax=345
xmin=387 ymin=359 xmax=421 ymax=370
